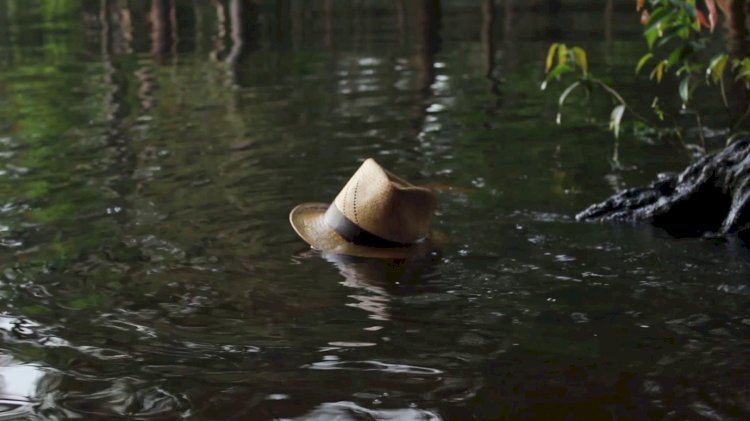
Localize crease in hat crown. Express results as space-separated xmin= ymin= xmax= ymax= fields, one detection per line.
xmin=329 ymin=158 xmax=437 ymax=245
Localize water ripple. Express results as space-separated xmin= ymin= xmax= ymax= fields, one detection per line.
xmin=57 ymin=379 xmax=191 ymax=419
xmin=304 ymin=360 xmax=443 ymax=375
xmin=286 ymin=401 xmax=441 ymax=421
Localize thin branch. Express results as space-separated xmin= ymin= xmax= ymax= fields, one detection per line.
xmin=611 ymin=136 xmax=621 ymax=170
xmin=694 ymin=110 xmax=706 ymax=149
xmin=670 ymin=118 xmax=687 ymax=149
xmin=594 ymin=79 xmax=651 ymax=124
xmin=719 ymin=76 xmax=730 ymax=111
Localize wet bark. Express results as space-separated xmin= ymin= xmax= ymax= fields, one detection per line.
xmin=577 ymin=139 xmax=750 ymax=237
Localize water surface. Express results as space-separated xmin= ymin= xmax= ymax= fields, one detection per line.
xmin=0 ymin=1 xmax=748 ymax=419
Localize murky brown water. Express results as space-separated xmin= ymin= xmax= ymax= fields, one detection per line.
xmin=0 ymin=1 xmax=748 ymax=419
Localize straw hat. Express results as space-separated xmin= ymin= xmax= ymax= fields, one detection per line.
xmin=289 ymin=158 xmax=445 ymax=259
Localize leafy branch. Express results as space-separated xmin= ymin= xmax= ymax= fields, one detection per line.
xmin=542 ymin=0 xmax=750 ymax=151
xmin=542 ymin=42 xmax=648 ymax=141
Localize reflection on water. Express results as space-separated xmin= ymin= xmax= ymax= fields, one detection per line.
xmin=0 ymin=0 xmax=748 ymax=419
xmin=287 ymin=401 xmax=441 ymax=421
xmin=0 ymin=355 xmax=52 ymax=418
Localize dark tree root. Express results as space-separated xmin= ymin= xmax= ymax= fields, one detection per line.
xmin=577 ymin=139 xmax=750 ymax=238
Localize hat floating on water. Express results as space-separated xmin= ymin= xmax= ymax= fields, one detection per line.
xmin=289 ymin=158 xmax=444 ymax=259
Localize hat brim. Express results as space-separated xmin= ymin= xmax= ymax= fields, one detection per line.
xmin=289 ymin=203 xmax=446 ymax=259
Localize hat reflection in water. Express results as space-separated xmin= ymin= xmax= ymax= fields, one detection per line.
xmin=323 ymin=253 xmax=392 ymax=321
xmin=289 ymin=158 xmax=445 ymax=259
xmin=321 ymin=252 xmax=439 ymax=324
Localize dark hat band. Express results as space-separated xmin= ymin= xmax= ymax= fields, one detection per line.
xmin=324 ymin=205 xmax=408 ymax=248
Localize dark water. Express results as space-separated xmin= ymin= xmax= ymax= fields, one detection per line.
xmin=0 ymin=1 xmax=748 ymax=419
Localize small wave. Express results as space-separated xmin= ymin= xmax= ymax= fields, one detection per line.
xmin=508 ymin=210 xmax=574 ymax=223
xmin=57 ymin=381 xmax=190 ymax=419
xmin=304 ymin=360 xmax=442 ymax=375
xmin=284 ymin=401 xmax=441 ymax=421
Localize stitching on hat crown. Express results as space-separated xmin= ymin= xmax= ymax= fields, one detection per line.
xmin=353 ymin=179 xmax=359 ymax=224
xmin=343 ymin=182 xmax=352 ymax=220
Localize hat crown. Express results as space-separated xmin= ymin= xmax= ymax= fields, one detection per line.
xmin=331 ymin=159 xmax=436 ymax=245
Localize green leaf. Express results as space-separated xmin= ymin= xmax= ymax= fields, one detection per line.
xmin=665 ymin=46 xmax=685 ymax=69
xmin=545 ymin=43 xmax=559 ymax=72
xmin=559 ymin=81 xmax=581 ymax=106
xmin=645 ymin=25 xmax=661 ymax=50
xmin=609 ymin=104 xmax=626 ymax=139
xmin=571 ymin=47 xmax=588 ymax=76
xmin=706 ymin=53 xmax=728 ymax=84
xmin=636 ymin=53 xmax=654 ymax=74
xmin=656 ymin=23 xmax=683 ymax=48
xmin=735 ymin=69 xmax=750 ymax=82
xmin=679 ymin=76 xmax=690 ymax=104
xmin=540 ymin=63 xmax=573 ymax=90
xmin=644 ymin=6 xmax=670 ymax=32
